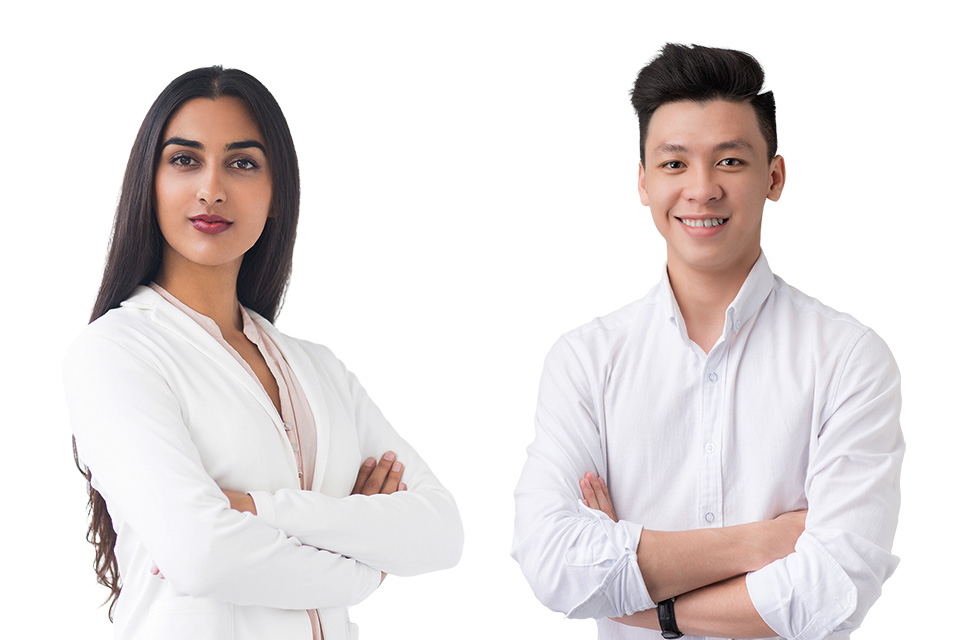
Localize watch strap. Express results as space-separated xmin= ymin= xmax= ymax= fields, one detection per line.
xmin=657 ymin=598 xmax=683 ymax=639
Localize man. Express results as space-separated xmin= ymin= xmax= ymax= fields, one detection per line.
xmin=512 ymin=44 xmax=903 ymax=640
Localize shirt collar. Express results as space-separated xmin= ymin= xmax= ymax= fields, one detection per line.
xmin=658 ymin=250 xmax=775 ymax=338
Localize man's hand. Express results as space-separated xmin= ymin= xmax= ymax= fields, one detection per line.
xmin=352 ymin=451 xmax=407 ymax=495
xmin=758 ymin=509 xmax=806 ymax=563
xmin=580 ymin=471 xmax=618 ymax=522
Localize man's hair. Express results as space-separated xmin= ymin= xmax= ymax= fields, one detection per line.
xmin=631 ymin=43 xmax=777 ymax=166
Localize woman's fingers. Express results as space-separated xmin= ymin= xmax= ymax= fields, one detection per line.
xmin=354 ymin=452 xmax=404 ymax=495
xmin=380 ymin=458 xmax=404 ymax=495
xmin=351 ymin=457 xmax=377 ymax=495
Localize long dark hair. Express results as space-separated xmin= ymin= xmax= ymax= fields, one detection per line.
xmin=74 ymin=66 xmax=300 ymax=618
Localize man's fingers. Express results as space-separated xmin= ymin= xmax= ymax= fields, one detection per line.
xmin=351 ymin=457 xmax=377 ymax=495
xmin=580 ymin=475 xmax=599 ymax=508
xmin=583 ymin=472 xmax=617 ymax=522
xmin=362 ymin=452 xmax=397 ymax=495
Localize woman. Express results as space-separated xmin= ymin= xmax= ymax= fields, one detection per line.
xmin=64 ymin=66 xmax=463 ymax=640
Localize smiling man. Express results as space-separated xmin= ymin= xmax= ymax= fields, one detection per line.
xmin=512 ymin=44 xmax=903 ymax=640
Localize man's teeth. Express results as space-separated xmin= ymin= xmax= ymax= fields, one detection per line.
xmin=680 ymin=218 xmax=728 ymax=228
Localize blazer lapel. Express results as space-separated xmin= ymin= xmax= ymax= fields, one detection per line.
xmin=250 ymin=314 xmax=333 ymax=488
xmin=124 ymin=287 xmax=287 ymax=438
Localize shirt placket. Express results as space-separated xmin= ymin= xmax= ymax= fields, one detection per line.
xmin=698 ymin=342 xmax=727 ymax=528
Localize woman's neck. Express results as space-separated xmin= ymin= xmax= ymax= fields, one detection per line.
xmin=154 ymin=255 xmax=244 ymax=335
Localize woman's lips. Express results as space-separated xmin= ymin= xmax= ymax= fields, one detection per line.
xmin=190 ymin=214 xmax=232 ymax=235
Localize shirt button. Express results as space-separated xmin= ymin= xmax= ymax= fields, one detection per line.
xmin=298 ymin=471 xmax=304 ymax=478
xmin=283 ymin=422 xmax=292 ymax=432
xmin=705 ymin=442 xmax=716 ymax=454
xmin=708 ymin=372 xmax=718 ymax=383
xmin=705 ymin=512 xmax=715 ymax=523
xmin=292 ymin=442 xmax=300 ymax=453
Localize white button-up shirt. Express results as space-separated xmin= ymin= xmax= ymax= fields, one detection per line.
xmin=512 ymin=253 xmax=903 ymax=640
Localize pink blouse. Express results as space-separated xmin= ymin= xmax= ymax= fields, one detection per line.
xmin=150 ymin=283 xmax=324 ymax=639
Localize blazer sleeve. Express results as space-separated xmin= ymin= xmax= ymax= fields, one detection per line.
xmin=64 ymin=331 xmax=382 ymax=610
xmin=745 ymin=329 xmax=904 ymax=639
xmin=249 ymin=347 xmax=464 ymax=577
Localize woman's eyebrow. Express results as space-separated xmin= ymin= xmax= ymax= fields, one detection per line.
xmin=162 ymin=136 xmax=202 ymax=150
xmin=159 ymin=138 xmax=266 ymax=153
xmin=226 ymin=140 xmax=266 ymax=153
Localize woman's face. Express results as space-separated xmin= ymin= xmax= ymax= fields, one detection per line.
xmin=155 ymin=97 xmax=272 ymax=277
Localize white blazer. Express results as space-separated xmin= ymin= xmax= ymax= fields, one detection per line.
xmin=64 ymin=286 xmax=463 ymax=640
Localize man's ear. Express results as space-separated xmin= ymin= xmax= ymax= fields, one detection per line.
xmin=638 ymin=162 xmax=650 ymax=206
xmin=766 ymin=155 xmax=786 ymax=202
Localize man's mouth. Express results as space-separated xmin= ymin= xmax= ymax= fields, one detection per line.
xmin=678 ymin=217 xmax=728 ymax=228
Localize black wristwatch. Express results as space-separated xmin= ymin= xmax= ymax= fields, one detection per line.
xmin=657 ymin=598 xmax=683 ymax=638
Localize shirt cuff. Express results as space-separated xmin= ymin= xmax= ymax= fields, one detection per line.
xmin=745 ymin=533 xmax=856 ymax=640
xmin=248 ymin=490 xmax=277 ymax=528
xmin=565 ymin=502 xmax=655 ymax=618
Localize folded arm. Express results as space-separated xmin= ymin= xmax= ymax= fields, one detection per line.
xmin=589 ymin=331 xmax=904 ymax=639
xmin=65 ymin=333 xmax=382 ymax=610
xmin=514 ymin=338 xmax=812 ymax=623
xmin=247 ymin=347 xmax=464 ymax=577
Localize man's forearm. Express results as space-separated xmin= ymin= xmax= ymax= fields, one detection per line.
xmin=613 ymin=575 xmax=775 ymax=639
xmin=637 ymin=511 xmax=803 ymax=602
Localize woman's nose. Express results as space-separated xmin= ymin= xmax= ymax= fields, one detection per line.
xmin=197 ymin=166 xmax=226 ymax=205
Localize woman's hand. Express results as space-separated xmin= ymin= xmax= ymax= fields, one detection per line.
xmin=352 ymin=452 xmax=406 ymax=586
xmin=222 ymin=489 xmax=257 ymax=514
xmin=352 ymin=451 xmax=407 ymax=495
xmin=580 ymin=471 xmax=618 ymax=522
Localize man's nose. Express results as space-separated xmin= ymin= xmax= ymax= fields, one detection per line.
xmin=682 ymin=166 xmax=722 ymax=204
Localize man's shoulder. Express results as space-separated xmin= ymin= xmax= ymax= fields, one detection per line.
xmin=770 ymin=275 xmax=874 ymax=339
xmin=548 ymin=286 xmax=662 ymax=368
xmin=563 ymin=287 xmax=659 ymax=339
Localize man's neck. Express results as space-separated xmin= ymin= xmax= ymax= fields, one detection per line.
xmin=667 ymin=253 xmax=759 ymax=353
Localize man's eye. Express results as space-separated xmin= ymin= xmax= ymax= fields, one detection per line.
xmin=662 ymin=161 xmax=684 ymax=170
xmin=718 ymin=158 xmax=744 ymax=167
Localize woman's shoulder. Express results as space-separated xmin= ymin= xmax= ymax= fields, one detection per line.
xmin=65 ymin=286 xmax=171 ymax=370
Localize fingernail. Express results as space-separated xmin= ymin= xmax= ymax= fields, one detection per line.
xmin=384 ymin=451 xmax=396 ymax=461
xmin=363 ymin=458 xmax=375 ymax=467
xmin=599 ymin=476 xmax=607 ymax=486
xmin=392 ymin=461 xmax=402 ymax=472
xmin=399 ymin=483 xmax=407 ymax=491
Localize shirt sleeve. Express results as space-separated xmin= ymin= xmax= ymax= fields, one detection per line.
xmin=64 ymin=332 xmax=382 ymax=610
xmin=248 ymin=353 xmax=464 ymax=577
xmin=745 ymin=329 xmax=904 ymax=639
xmin=511 ymin=337 xmax=655 ymax=618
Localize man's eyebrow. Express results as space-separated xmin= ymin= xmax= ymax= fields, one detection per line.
xmin=653 ymin=142 xmax=688 ymax=155
xmin=713 ymin=139 xmax=754 ymax=153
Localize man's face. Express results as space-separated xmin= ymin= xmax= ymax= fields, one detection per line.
xmin=639 ymin=99 xmax=785 ymax=277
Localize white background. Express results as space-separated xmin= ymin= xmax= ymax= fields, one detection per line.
xmin=1 ymin=1 xmax=956 ymax=637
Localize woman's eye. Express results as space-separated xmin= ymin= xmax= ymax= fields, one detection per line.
xmin=231 ymin=158 xmax=259 ymax=170
xmin=170 ymin=154 xmax=197 ymax=167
